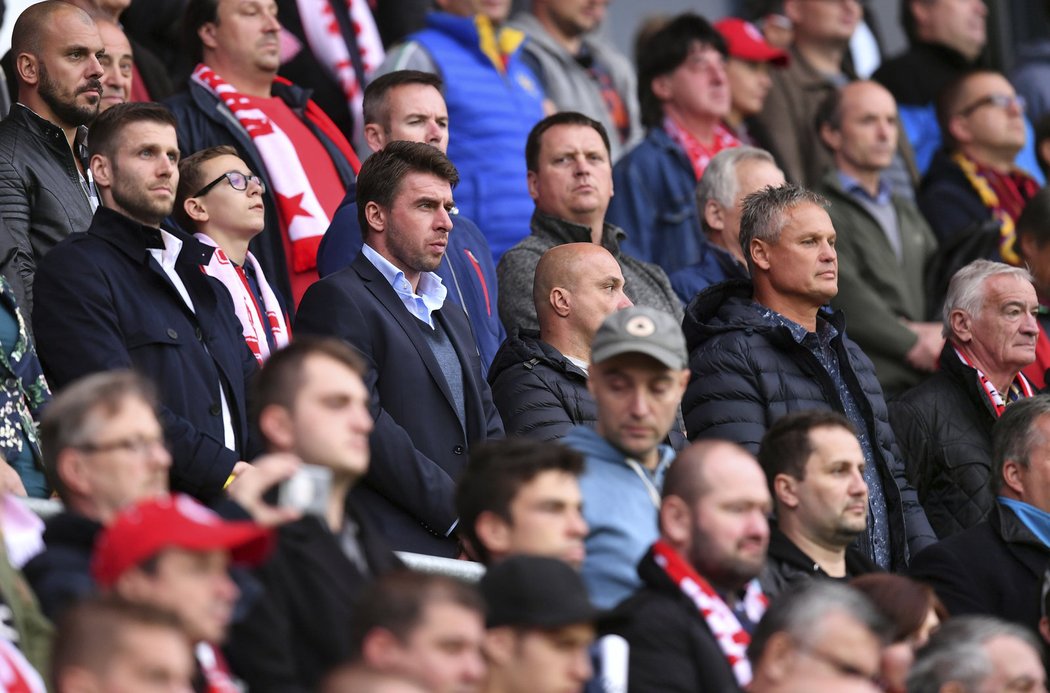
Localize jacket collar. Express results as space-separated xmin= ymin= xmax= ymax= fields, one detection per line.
xmin=10 ymin=103 xmax=89 ymax=162
xmin=529 ymin=210 xmax=627 ymax=255
xmin=767 ymin=525 xmax=879 ymax=577
xmin=993 ymin=500 xmax=1050 ymax=552
xmin=88 ymin=207 xmax=215 ymax=266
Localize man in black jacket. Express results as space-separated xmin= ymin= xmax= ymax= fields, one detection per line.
xmin=683 ymin=184 xmax=934 ymax=570
xmin=910 ymin=395 xmax=1050 ymax=639
xmin=0 ymin=1 xmax=103 ymax=315
xmin=488 ymin=242 xmax=631 ymax=441
xmin=890 ymin=260 xmax=1039 ymax=539
xmin=757 ymin=410 xmax=879 ymax=599
xmin=225 ymin=337 xmax=400 ymax=693
xmin=605 ymin=440 xmax=772 ymax=692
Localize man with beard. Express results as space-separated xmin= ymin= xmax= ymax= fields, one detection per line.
xmin=757 ymin=411 xmax=879 ymax=599
xmin=31 ymin=102 xmax=258 ymax=501
xmin=603 ymin=440 xmax=773 ymax=691
xmin=0 ymin=1 xmax=104 ymax=316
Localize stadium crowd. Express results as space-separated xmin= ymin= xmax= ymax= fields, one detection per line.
xmin=0 ymin=0 xmax=1045 ymax=691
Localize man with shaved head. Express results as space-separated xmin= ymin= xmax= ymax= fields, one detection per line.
xmin=488 ymin=242 xmax=632 ymax=441
xmin=0 ymin=1 xmax=104 ymax=315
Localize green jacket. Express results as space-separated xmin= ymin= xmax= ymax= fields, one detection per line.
xmin=818 ymin=170 xmax=938 ymax=395
xmin=0 ymin=536 xmax=51 ymax=685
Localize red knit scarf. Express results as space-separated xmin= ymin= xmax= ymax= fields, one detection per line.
xmin=652 ymin=539 xmax=767 ymax=687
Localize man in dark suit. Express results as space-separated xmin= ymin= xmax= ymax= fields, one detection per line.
xmin=31 ymin=102 xmax=258 ymax=501
xmin=226 ymin=337 xmax=400 ymax=692
xmin=910 ymin=394 xmax=1050 ymax=640
xmin=295 ymin=140 xmax=504 ymax=557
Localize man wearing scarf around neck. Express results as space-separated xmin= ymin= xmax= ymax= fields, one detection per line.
xmin=603 ymin=440 xmax=772 ymax=692
xmin=910 ymin=395 xmax=1050 ymax=641
xmin=891 ymin=261 xmax=1039 ymax=540
xmin=167 ymin=0 xmax=361 ymax=309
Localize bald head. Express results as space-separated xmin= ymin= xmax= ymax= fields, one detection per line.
xmin=533 ymin=243 xmax=631 ymax=360
xmin=12 ymin=1 xmax=95 ymax=57
xmin=662 ymin=439 xmax=755 ymax=506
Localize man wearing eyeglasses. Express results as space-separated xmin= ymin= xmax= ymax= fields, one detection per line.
xmin=918 ymin=70 xmax=1039 ymax=266
xmin=175 ymin=145 xmax=290 ymax=365
xmin=31 ymin=102 xmax=260 ymax=502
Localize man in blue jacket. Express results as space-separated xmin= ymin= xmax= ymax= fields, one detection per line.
xmin=317 ymin=70 xmax=503 ymax=372
xmin=563 ymin=305 xmax=689 ymax=608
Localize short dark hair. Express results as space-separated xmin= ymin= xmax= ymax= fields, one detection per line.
xmin=174 ymin=145 xmax=239 ymax=230
xmin=356 ymin=140 xmax=459 ymax=237
xmin=934 ymin=69 xmax=998 ymax=153
xmin=182 ymin=0 xmax=220 ymax=66
xmin=525 ymin=111 xmax=611 ymax=173
xmin=252 ymin=337 xmax=367 ymax=430
xmin=12 ymin=1 xmax=94 ymax=60
xmin=636 ymin=13 xmax=727 ymax=129
xmin=40 ymin=371 xmax=159 ymax=503
xmin=88 ymin=102 xmax=177 ymax=161
xmin=455 ymin=439 xmax=584 ymax=565
xmin=1017 ymin=176 xmax=1050 ymax=252
xmin=758 ymin=410 xmax=855 ymax=500
xmin=991 ymin=395 xmax=1050 ymax=495
xmin=349 ymin=570 xmax=485 ymax=658
xmin=52 ymin=596 xmax=189 ymax=686
xmin=363 ymin=70 xmax=444 ymax=127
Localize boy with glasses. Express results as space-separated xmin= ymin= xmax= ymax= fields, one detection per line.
xmin=176 ymin=145 xmax=290 ymax=364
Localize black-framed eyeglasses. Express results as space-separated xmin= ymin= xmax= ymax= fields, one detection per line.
xmin=192 ymin=171 xmax=265 ymax=198
xmin=75 ymin=435 xmax=167 ymax=457
xmin=957 ymin=93 xmax=1027 ymax=117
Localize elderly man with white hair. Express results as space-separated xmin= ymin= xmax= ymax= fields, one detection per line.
xmin=890 ymin=260 xmax=1040 ymax=539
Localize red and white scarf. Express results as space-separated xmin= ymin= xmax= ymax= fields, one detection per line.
xmin=196 ymin=234 xmax=290 ymax=365
xmin=663 ymin=115 xmax=741 ymax=181
xmin=652 ymin=539 xmax=767 ymax=687
xmin=191 ymin=64 xmax=332 ymax=273
xmin=0 ymin=639 xmax=45 ymax=693
xmin=197 ymin=642 xmax=240 ymax=693
xmin=955 ymin=346 xmax=1034 ymax=416
xmin=295 ymin=0 xmax=384 ymax=141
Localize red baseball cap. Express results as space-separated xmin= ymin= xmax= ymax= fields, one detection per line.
xmin=91 ymin=494 xmax=275 ymax=587
xmin=715 ymin=18 xmax=789 ymax=67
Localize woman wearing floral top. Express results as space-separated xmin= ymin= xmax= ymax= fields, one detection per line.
xmin=0 ymin=275 xmax=49 ymax=497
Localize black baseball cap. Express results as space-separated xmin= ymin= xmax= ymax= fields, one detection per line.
xmin=479 ymin=555 xmax=606 ymax=629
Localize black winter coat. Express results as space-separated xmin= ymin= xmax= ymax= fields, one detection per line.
xmin=759 ymin=526 xmax=880 ymax=599
xmin=21 ymin=512 xmax=100 ymax=623
xmin=487 ymin=330 xmax=595 ymax=442
xmin=889 ymin=344 xmax=1006 ymax=539
xmin=682 ymin=280 xmax=936 ymax=569
xmin=603 ymin=546 xmax=741 ymax=693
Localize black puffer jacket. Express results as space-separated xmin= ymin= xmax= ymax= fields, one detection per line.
xmin=487 ymin=329 xmax=595 ymax=442
xmin=682 ymin=280 xmax=936 ymax=569
xmin=0 ymin=105 xmax=94 ymax=315
xmin=889 ymin=344 xmax=1007 ymax=539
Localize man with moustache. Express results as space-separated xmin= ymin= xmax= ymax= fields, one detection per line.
xmin=31 ymin=103 xmax=258 ymax=501
xmin=0 ymin=1 xmax=104 ymax=315
xmin=757 ymin=411 xmax=879 ymax=599
xmin=604 ymin=440 xmax=773 ymax=691
xmin=296 ymin=141 xmax=503 ymax=557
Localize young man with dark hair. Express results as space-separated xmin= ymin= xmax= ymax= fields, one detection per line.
xmin=350 ymin=569 xmax=487 ymax=693
xmin=316 ymin=69 xmax=503 ymax=372
xmin=31 ymin=102 xmax=258 ymax=501
xmin=757 ymin=410 xmax=879 ymax=598
xmin=225 ymin=337 xmax=400 ymax=692
xmin=296 ymin=140 xmax=504 ymax=557
xmin=456 ymin=438 xmax=587 ymax=567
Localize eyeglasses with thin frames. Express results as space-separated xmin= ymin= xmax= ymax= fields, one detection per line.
xmin=192 ymin=171 xmax=266 ymax=198
xmin=957 ymin=93 xmax=1027 ymax=117
xmin=75 ymin=435 xmax=168 ymax=457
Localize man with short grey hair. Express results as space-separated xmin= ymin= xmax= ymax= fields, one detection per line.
xmin=684 ymin=184 xmax=935 ymax=571
xmin=906 ymin=615 xmax=1045 ymax=693
xmin=748 ymin=581 xmax=891 ymax=693
xmin=669 ymin=146 xmax=785 ymax=303
xmin=891 ymin=260 xmax=1040 ymax=538
xmin=910 ymin=394 xmax=1050 ymax=638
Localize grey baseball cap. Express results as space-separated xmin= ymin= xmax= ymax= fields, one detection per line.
xmin=590 ymin=306 xmax=687 ymax=369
